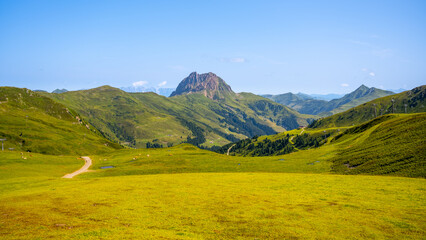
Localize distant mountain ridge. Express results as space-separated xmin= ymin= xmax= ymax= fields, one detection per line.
xmin=39 ymin=72 xmax=312 ymax=148
xmin=309 ymin=85 xmax=426 ymax=128
xmin=52 ymin=88 xmax=68 ymax=93
xmin=309 ymin=93 xmax=344 ymax=101
xmin=264 ymin=85 xmax=395 ymax=115
xmin=387 ymin=88 xmax=407 ymax=93
xmin=120 ymin=86 xmax=175 ymax=97
xmin=326 ymin=85 xmax=394 ymax=114
xmin=262 ymin=93 xmax=328 ymax=115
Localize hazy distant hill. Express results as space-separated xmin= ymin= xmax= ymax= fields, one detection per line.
xmin=262 ymin=93 xmax=329 ymax=115
xmin=387 ymin=88 xmax=407 ymax=93
xmin=41 ymin=72 xmax=312 ymax=148
xmin=120 ymin=86 xmax=175 ymax=97
xmin=326 ymin=85 xmax=395 ymax=114
xmin=52 ymin=88 xmax=68 ymax=94
xmin=0 ymin=87 xmax=121 ymax=155
xmin=309 ymin=93 xmax=344 ymax=101
xmin=157 ymin=88 xmax=175 ymax=97
xmin=264 ymin=85 xmax=394 ymax=115
xmin=309 ymin=85 xmax=426 ymax=128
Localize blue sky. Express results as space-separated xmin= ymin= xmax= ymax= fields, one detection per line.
xmin=1 ymin=0 xmax=425 ymax=94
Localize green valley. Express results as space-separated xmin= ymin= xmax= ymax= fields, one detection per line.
xmin=2 ymin=1 xmax=425 ymax=239
xmin=1 ymin=78 xmax=425 ymax=239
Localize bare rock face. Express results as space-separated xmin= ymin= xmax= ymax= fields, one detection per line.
xmin=170 ymin=72 xmax=235 ymax=100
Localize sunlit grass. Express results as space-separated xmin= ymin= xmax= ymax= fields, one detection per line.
xmin=83 ymin=143 xmax=332 ymax=178
xmin=0 ymin=173 xmax=424 ymax=239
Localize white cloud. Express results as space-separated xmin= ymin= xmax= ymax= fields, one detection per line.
xmin=220 ymin=57 xmax=247 ymax=63
xmin=341 ymin=83 xmax=349 ymax=87
xmin=361 ymin=68 xmax=376 ymax=77
xmin=158 ymin=81 xmax=167 ymax=87
xmin=230 ymin=57 xmax=246 ymax=63
xmin=132 ymin=81 xmax=148 ymax=87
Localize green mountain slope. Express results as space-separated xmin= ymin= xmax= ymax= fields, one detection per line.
xmin=330 ymin=113 xmax=425 ymax=177
xmin=263 ymin=92 xmax=329 ymax=114
xmin=133 ymin=90 xmax=311 ymax=145
xmin=40 ymin=85 xmax=195 ymax=148
xmin=310 ymin=85 xmax=426 ymax=128
xmin=264 ymin=85 xmax=394 ymax=115
xmin=327 ymin=85 xmax=395 ymax=114
xmin=217 ymin=127 xmax=340 ymax=157
xmin=169 ymin=72 xmax=312 ymax=130
xmin=217 ymin=112 xmax=425 ymax=177
xmin=41 ymin=72 xmax=312 ymax=148
xmin=0 ymin=87 xmax=121 ymax=155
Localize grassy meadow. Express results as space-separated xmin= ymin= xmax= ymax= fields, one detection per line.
xmin=0 ymin=139 xmax=425 ymax=239
xmin=84 ymin=143 xmax=332 ymax=178
xmin=1 ymin=171 xmax=424 ymax=239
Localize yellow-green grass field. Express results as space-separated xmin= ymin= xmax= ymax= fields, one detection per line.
xmin=85 ymin=144 xmax=332 ymax=178
xmin=1 ymin=147 xmax=425 ymax=239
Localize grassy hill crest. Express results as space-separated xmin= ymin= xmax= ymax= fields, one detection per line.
xmin=0 ymin=87 xmax=121 ymax=155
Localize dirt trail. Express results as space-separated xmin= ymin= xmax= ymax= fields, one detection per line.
xmin=62 ymin=156 xmax=92 ymax=178
xmin=227 ymin=144 xmax=236 ymax=156
xmin=290 ymin=127 xmax=305 ymax=142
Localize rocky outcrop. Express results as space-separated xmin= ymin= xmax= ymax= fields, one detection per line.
xmin=170 ymin=72 xmax=235 ymax=100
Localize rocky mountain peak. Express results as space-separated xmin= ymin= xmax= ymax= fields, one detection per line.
xmin=170 ymin=72 xmax=235 ymax=99
xmin=354 ymin=84 xmax=369 ymax=92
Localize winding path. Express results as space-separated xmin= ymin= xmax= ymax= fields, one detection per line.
xmin=227 ymin=144 xmax=236 ymax=156
xmin=290 ymin=127 xmax=305 ymax=142
xmin=62 ymin=156 xmax=92 ymax=178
